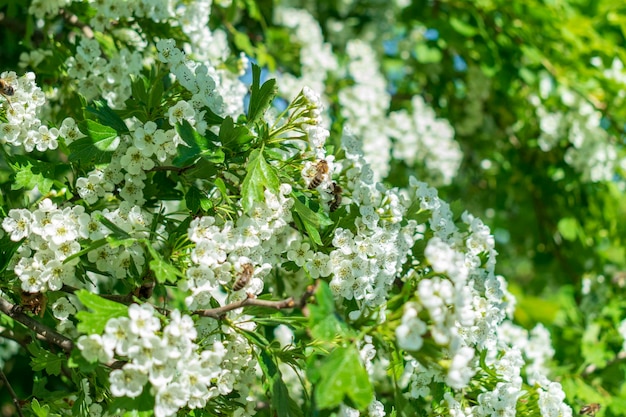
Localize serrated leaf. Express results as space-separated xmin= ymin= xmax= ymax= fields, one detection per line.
xmin=185 ymin=186 xmax=210 ymax=214
xmin=241 ymin=149 xmax=280 ymax=213
xmin=28 ymin=344 xmax=64 ymax=376
xmin=219 ymin=116 xmax=254 ymax=152
xmin=86 ymin=99 xmax=129 ymax=134
xmin=247 ymin=64 xmax=277 ymax=125
xmin=291 ymin=192 xmax=333 ymax=245
xmin=11 ymin=163 xmax=53 ymax=194
xmin=173 ymin=120 xmax=224 ymax=166
xmin=146 ymin=245 xmax=183 ymax=284
xmin=308 ymin=281 xmax=348 ymax=341
xmin=69 ymin=120 xmax=119 ymax=164
xmin=30 ymin=398 xmax=51 ymax=417
xmin=75 ymin=290 xmax=129 ymax=334
xmin=315 ymin=346 xmax=374 ymax=410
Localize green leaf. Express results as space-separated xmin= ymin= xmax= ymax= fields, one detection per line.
xmin=449 ymin=16 xmax=478 ymax=37
xmin=414 ymin=43 xmax=443 ymax=64
xmin=308 ymin=281 xmax=348 ymax=341
xmin=315 ymin=346 xmax=374 ymax=410
xmin=69 ymin=120 xmax=120 ymax=165
xmin=557 ymin=217 xmax=580 ymax=241
xmin=11 ymin=162 xmax=54 ymax=194
xmin=75 ymin=290 xmax=129 ymax=334
xmin=240 ymin=149 xmax=280 ymax=213
xmin=247 ymin=64 xmax=277 ymax=125
xmin=219 ymin=116 xmax=254 ymax=153
xmin=28 ymin=344 xmax=64 ymax=376
xmin=258 ymin=351 xmax=292 ymax=417
xmin=0 ymin=235 xmax=21 ymax=273
xmin=185 ymin=186 xmax=212 ymax=214
xmin=86 ymin=99 xmax=129 ymax=134
xmin=146 ymin=245 xmax=183 ymax=284
xmin=30 ymin=398 xmax=51 ymax=417
xmin=291 ymin=192 xmax=333 ymax=246
xmin=173 ymin=120 xmax=224 ymax=166
xmin=108 ymin=386 xmax=154 ymax=414
xmin=93 ymin=213 xmax=131 ymax=240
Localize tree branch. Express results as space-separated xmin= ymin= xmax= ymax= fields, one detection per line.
xmin=0 ymin=297 xmax=74 ymax=354
xmin=0 ymin=368 xmax=24 ymax=417
xmin=59 ymin=9 xmax=94 ymax=39
xmin=193 ymin=294 xmax=295 ymax=319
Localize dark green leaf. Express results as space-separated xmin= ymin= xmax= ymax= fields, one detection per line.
xmin=291 ymin=192 xmax=333 ymax=246
xmin=219 ymin=116 xmax=254 ymax=152
xmin=247 ymin=64 xmax=277 ymax=125
xmin=69 ymin=120 xmax=120 ymax=165
xmin=28 ymin=344 xmax=64 ymax=376
xmin=93 ymin=213 xmax=131 ymax=240
xmin=185 ymin=186 xmax=211 ymax=214
xmin=86 ymin=99 xmax=129 ymax=134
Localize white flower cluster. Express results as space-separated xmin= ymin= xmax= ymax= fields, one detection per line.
xmin=338 ymin=41 xmax=393 ymax=180
xmin=29 ymin=0 xmax=178 ymax=26
xmin=324 ymin=130 xmax=421 ymax=312
xmin=77 ymin=304 xmax=253 ymax=417
xmin=1 ymin=198 xmax=153 ymax=292
xmin=65 ymin=37 xmax=143 ymax=109
xmin=274 ymin=7 xmax=338 ymax=101
xmin=182 ymin=184 xmax=294 ymax=309
xmin=387 ymin=96 xmax=462 ymax=185
xmin=531 ymin=79 xmax=620 ymax=183
xmin=156 ymin=38 xmax=247 ymax=120
xmin=0 ymin=71 xmax=66 ymax=152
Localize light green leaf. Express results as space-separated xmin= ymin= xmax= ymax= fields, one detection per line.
xmin=557 ymin=217 xmax=579 ymax=241
xmin=315 ymin=346 xmax=374 ymax=410
xmin=449 ymin=16 xmax=478 ymax=37
xmin=308 ymin=281 xmax=348 ymax=341
xmin=241 ymin=149 xmax=280 ymax=213
xmin=146 ymin=245 xmax=183 ymax=284
xmin=75 ymin=290 xmax=129 ymax=334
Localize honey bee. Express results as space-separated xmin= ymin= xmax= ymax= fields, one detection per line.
xmin=19 ymin=291 xmax=47 ymax=317
xmin=308 ymin=159 xmax=329 ymax=189
xmin=329 ymin=181 xmax=342 ymax=212
xmin=0 ymin=78 xmax=15 ymax=109
xmin=232 ymin=263 xmax=254 ymax=291
xmin=579 ymin=403 xmax=601 ymax=416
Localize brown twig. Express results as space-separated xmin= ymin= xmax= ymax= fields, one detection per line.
xmin=59 ymin=9 xmax=94 ymax=39
xmin=0 ymin=297 xmax=74 ymax=354
xmin=0 ymin=368 xmax=25 ymax=417
xmin=193 ymin=294 xmax=295 ymax=319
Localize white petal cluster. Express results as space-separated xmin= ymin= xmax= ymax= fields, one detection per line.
xmin=77 ymin=305 xmax=252 ymax=417
xmin=1 ymin=198 xmax=155 ymax=292
xmin=183 ymin=186 xmax=294 ymax=309
xmin=0 ymin=71 xmax=62 ymax=152
xmin=65 ymin=37 xmax=142 ymax=108
xmin=274 ymin=7 xmax=338 ymax=101
xmin=531 ymin=77 xmax=620 ymax=182
xmin=387 ymin=96 xmax=462 ymax=185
